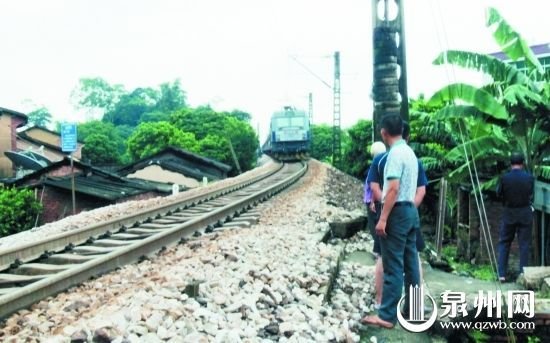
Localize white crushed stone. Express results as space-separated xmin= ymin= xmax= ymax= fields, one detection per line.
xmin=0 ymin=160 xmax=278 ymax=250
xmin=0 ymin=160 xmax=375 ymax=342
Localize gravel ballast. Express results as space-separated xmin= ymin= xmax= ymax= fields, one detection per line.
xmin=0 ymin=160 xmax=279 ymax=250
xmin=0 ymin=160 xmax=375 ymax=342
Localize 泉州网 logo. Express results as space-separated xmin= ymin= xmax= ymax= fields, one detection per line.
xmin=397 ymin=286 xmax=535 ymax=332
xmin=397 ymin=285 xmax=438 ymax=332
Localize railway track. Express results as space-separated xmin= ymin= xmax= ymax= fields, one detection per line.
xmin=0 ymin=161 xmax=308 ymax=319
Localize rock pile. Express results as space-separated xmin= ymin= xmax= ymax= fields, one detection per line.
xmin=0 ymin=160 xmax=374 ymax=342
xmin=323 ymin=166 xmax=365 ymax=213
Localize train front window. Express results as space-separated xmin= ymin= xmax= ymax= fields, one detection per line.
xmin=276 ymin=118 xmax=290 ymax=128
xmin=290 ymin=117 xmax=304 ymax=127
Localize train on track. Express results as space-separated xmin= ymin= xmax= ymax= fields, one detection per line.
xmin=261 ymin=106 xmax=311 ymax=161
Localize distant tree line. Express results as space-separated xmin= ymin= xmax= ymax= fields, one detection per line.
xmin=67 ymin=78 xmax=258 ymax=174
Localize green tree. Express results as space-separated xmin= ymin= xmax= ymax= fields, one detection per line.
xmin=428 ymin=7 xmax=550 ymax=187
xmin=0 ymin=187 xmax=42 ymax=237
xmin=27 ymin=107 xmax=53 ymax=127
xmin=71 ymin=77 xmax=125 ymax=118
xmin=78 ymin=120 xmax=119 ymax=141
xmin=198 ymin=134 xmax=231 ymax=162
xmin=170 ymin=106 xmax=226 ymax=140
xmin=78 ymin=121 xmax=125 ymax=164
xmin=103 ymin=87 xmax=158 ymax=126
xmin=127 ymin=121 xmax=199 ymax=160
xmin=140 ymin=111 xmax=172 ymax=123
xmin=310 ymin=124 xmax=333 ymax=162
xmin=152 ymin=79 xmax=186 ymax=113
xmin=342 ymin=120 xmax=374 ymax=179
xmin=171 ymin=106 xmax=258 ymax=173
xmin=82 ymin=134 xmax=120 ymax=165
xmin=223 ymin=116 xmax=259 ymax=172
xmin=73 ymin=78 xmax=187 ymax=125
xmin=408 ymin=97 xmax=459 ymax=227
xmin=228 ymin=109 xmax=252 ymax=122
xmin=409 ymin=96 xmax=455 ymax=178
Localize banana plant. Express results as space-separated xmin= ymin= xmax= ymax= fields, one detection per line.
xmin=427 ymin=7 xmax=550 ymax=189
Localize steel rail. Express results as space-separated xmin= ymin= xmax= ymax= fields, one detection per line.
xmin=0 ymin=162 xmax=307 ymax=318
xmin=0 ymin=162 xmax=283 ymax=271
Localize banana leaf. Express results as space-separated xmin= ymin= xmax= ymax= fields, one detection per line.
xmin=420 ymin=156 xmax=444 ymax=172
xmin=445 ymin=135 xmax=507 ymax=164
xmin=486 ymin=7 xmax=544 ymax=75
xmin=539 ymin=165 xmax=550 ymax=180
xmin=433 ymin=50 xmax=530 ymax=86
xmin=429 ymin=83 xmax=509 ymax=120
xmin=503 ymin=84 xmax=543 ymax=109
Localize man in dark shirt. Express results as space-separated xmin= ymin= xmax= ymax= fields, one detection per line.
xmin=496 ymin=152 xmax=534 ymax=282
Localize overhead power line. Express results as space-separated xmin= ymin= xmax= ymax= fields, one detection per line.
xmin=289 ymin=55 xmax=332 ymax=89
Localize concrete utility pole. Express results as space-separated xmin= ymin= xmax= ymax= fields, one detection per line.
xmin=371 ymin=0 xmax=408 ymax=141
xmin=333 ymin=51 xmax=342 ymax=168
xmin=227 ymin=139 xmax=242 ymax=175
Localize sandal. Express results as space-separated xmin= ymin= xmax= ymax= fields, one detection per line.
xmin=360 ymin=315 xmax=394 ymax=329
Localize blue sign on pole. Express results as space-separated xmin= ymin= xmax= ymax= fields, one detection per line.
xmin=61 ymin=123 xmax=78 ymax=153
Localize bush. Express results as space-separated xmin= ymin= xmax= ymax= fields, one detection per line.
xmin=0 ymin=187 xmax=42 ymax=237
xmin=441 ymin=245 xmax=496 ymax=281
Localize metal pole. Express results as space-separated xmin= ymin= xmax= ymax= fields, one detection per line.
xmin=70 ymin=154 xmax=76 ymax=215
xmin=542 ymin=212 xmax=546 ymax=266
xmin=332 ymin=51 xmax=341 ymax=168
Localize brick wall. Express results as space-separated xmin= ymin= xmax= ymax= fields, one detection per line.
xmin=458 ymin=193 xmax=527 ymax=272
xmin=37 ymin=186 xmax=108 ymax=223
xmin=37 ymin=188 xmax=162 ymax=224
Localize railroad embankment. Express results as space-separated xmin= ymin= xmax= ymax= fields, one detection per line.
xmin=1 ymin=160 xmax=379 ymax=342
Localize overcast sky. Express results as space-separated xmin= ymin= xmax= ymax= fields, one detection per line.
xmin=0 ymin=0 xmax=548 ymax=140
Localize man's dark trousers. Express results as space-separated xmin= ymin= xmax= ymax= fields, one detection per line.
xmin=497 ymin=206 xmax=533 ymax=278
xmin=378 ymin=204 xmax=420 ymax=323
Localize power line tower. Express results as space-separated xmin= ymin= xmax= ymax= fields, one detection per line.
xmin=289 ymin=54 xmax=341 ymax=166
xmin=372 ymin=0 xmax=408 ymax=141
xmin=332 ymin=51 xmax=342 ymax=168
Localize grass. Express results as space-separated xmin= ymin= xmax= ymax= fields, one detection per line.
xmin=469 ymin=330 xmax=490 ymax=343
xmin=441 ymin=245 xmax=497 ymax=281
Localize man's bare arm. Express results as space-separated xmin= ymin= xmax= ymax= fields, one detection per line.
xmin=414 ymin=185 xmax=426 ymax=208
xmin=377 ymin=179 xmax=399 ymax=235
xmin=371 ymin=182 xmax=383 ymax=202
